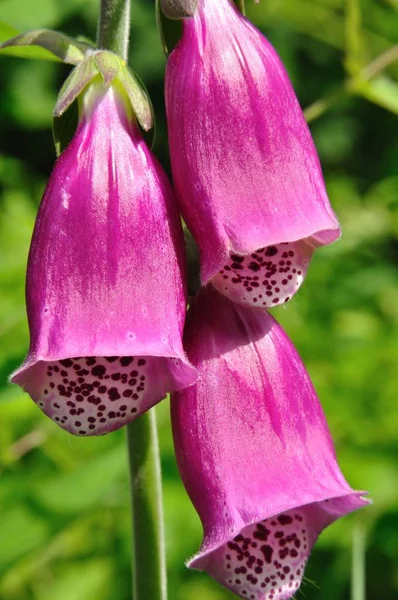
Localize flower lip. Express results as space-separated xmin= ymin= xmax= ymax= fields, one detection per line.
xmin=189 ymin=493 xmax=368 ymax=600
xmin=12 ymin=352 xmax=196 ymax=436
xmin=211 ymin=240 xmax=314 ymax=309
xmin=189 ymin=491 xmax=369 ymax=570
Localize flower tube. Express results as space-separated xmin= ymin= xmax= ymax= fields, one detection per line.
xmin=171 ymin=286 xmax=367 ymax=599
xmin=12 ymin=81 xmax=196 ymax=436
xmin=165 ymin=0 xmax=340 ymax=309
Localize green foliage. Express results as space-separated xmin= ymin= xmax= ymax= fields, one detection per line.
xmin=0 ymin=1 xmax=397 ymax=599
xmin=0 ymin=29 xmax=93 ymax=64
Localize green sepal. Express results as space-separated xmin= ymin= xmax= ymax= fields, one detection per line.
xmin=94 ymin=51 xmax=122 ymax=86
xmin=0 ymin=29 xmax=93 ymax=65
xmin=156 ymin=0 xmax=183 ymax=56
xmin=52 ymin=51 xmax=154 ymax=155
xmin=53 ymin=100 xmax=79 ymax=157
xmin=54 ymin=51 xmax=152 ymax=129
xmin=53 ymin=54 xmax=99 ymax=117
xmin=116 ymin=65 xmax=153 ymax=131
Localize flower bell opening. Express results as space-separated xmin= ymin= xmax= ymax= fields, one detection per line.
xmin=21 ymin=355 xmax=185 ymax=436
xmin=212 ymin=241 xmax=313 ymax=308
xmin=190 ymin=495 xmax=366 ymax=600
xmin=200 ymin=508 xmax=309 ymax=600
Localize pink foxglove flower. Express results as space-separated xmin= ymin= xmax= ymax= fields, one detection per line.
xmin=12 ymin=81 xmax=196 ymax=436
xmin=165 ymin=0 xmax=340 ymax=309
xmin=171 ymin=286 xmax=367 ymax=600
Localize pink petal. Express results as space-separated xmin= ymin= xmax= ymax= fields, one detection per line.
xmin=12 ymin=84 xmax=197 ymax=435
xmin=166 ymin=0 xmax=340 ymax=309
xmin=171 ymin=286 xmax=367 ymax=599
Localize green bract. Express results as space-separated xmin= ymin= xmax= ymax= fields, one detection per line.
xmin=52 ymin=50 xmax=153 ymax=155
xmin=54 ymin=51 xmax=152 ymax=129
xmin=0 ymin=29 xmax=93 ymax=64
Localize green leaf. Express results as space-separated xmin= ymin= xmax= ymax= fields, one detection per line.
xmin=248 ymin=1 xmax=398 ymax=80
xmin=0 ymin=21 xmax=19 ymax=40
xmin=0 ymin=29 xmax=93 ymax=65
xmin=354 ymin=74 xmax=398 ymax=115
xmin=39 ymin=559 xmax=113 ymax=600
xmin=0 ymin=21 xmax=58 ymax=61
xmin=0 ymin=43 xmax=62 ymax=61
xmin=52 ymin=100 xmax=79 ymax=157
xmin=33 ymin=444 xmax=126 ymax=514
xmin=0 ymin=0 xmax=58 ymax=31
xmin=8 ymin=60 xmax=58 ymax=129
xmin=0 ymin=507 xmax=49 ymax=568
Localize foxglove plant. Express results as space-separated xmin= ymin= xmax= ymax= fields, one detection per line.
xmin=172 ymin=286 xmax=367 ymax=600
xmin=1 ymin=0 xmax=369 ymax=597
xmin=12 ymin=78 xmax=196 ymax=436
xmin=165 ymin=0 xmax=340 ymax=309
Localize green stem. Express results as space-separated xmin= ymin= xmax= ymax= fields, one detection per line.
xmin=351 ymin=522 xmax=366 ymax=600
xmin=127 ymin=411 xmax=167 ymax=600
xmin=96 ymin=3 xmax=166 ymax=599
xmin=304 ymin=45 xmax=398 ymax=123
xmin=97 ymin=0 xmax=131 ymax=59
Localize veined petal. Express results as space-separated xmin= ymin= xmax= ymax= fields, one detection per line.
xmin=165 ymin=0 xmax=340 ymax=309
xmin=12 ymin=83 xmax=197 ymax=435
xmin=171 ymin=286 xmax=367 ymax=599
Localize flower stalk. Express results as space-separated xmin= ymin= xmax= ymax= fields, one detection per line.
xmin=96 ymin=2 xmax=167 ymax=599
xmin=127 ymin=412 xmax=167 ymax=600
xmin=97 ymin=0 xmax=131 ymax=60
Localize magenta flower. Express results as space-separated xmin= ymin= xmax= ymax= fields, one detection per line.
xmin=12 ymin=81 xmax=197 ymax=436
xmin=171 ymin=286 xmax=367 ymax=599
xmin=165 ymin=0 xmax=340 ymax=309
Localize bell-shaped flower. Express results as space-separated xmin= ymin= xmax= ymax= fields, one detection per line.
xmin=12 ymin=80 xmax=197 ymax=436
xmin=171 ymin=286 xmax=367 ymax=600
xmin=165 ymin=0 xmax=340 ymax=309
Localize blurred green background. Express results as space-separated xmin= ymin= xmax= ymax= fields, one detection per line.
xmin=0 ymin=0 xmax=397 ymax=599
